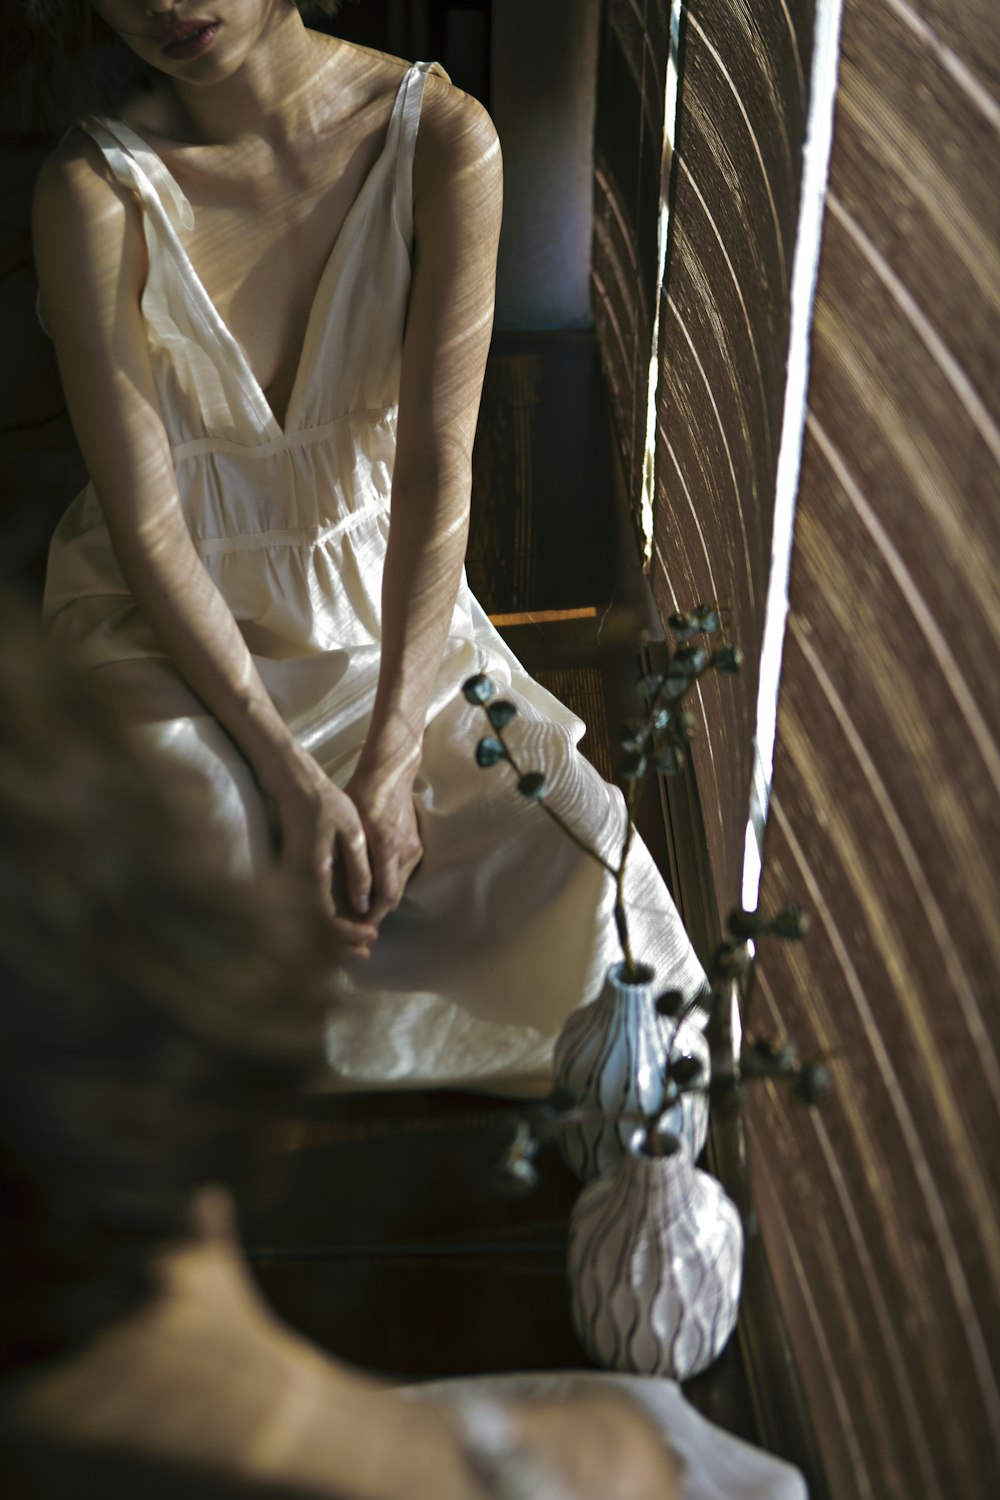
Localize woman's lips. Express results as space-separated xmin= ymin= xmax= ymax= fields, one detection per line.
xmin=162 ymin=21 xmax=220 ymax=60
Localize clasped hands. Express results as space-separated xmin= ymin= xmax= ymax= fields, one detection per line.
xmin=268 ymin=742 xmax=422 ymax=959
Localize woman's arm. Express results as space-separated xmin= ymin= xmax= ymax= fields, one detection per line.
xmin=32 ymin=140 xmax=378 ymax=953
xmin=347 ymin=79 xmax=503 ymax=925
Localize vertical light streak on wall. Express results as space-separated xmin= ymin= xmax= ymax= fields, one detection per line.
xmin=740 ymin=0 xmax=846 ymax=911
xmin=639 ymin=0 xmax=685 ymax=566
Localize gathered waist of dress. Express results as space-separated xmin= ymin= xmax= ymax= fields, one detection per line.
xmin=169 ymin=406 xmax=397 ymax=464
xmin=195 ymin=500 xmax=389 ymax=557
xmin=161 ymin=406 xmax=397 ymax=547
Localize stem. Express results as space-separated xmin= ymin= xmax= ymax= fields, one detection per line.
xmin=537 ymin=798 xmax=619 ymax=880
xmin=616 ymin=773 xmax=639 ymax=976
xmin=485 ymin=629 xmax=721 ymax=980
xmin=737 ymin=924 xmax=767 ymax=1038
xmin=612 ymin=656 xmax=705 ymax=981
xmin=494 ymin=725 xmax=618 ymax=879
xmin=742 ymin=954 xmax=758 ymax=1036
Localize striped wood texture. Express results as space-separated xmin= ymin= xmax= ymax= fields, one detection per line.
xmin=750 ymin=1 xmax=1000 ymax=1496
xmin=591 ymin=0 xmax=671 ymax=510
xmin=649 ymin=0 xmax=814 ymax=917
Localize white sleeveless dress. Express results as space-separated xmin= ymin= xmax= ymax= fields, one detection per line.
xmin=43 ymin=62 xmax=707 ymax=1094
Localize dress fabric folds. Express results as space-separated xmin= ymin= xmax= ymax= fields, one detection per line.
xmin=43 ymin=62 xmax=707 ymax=1094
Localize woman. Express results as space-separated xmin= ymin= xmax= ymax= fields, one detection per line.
xmin=0 ymin=601 xmax=681 ymax=1500
xmin=29 ymin=0 xmax=707 ymax=1090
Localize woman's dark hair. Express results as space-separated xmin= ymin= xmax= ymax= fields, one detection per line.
xmin=6 ymin=0 xmax=345 ymax=137
xmin=0 ymin=601 xmax=337 ymax=1374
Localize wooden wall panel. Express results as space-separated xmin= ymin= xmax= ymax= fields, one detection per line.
xmin=649 ymin=0 xmax=814 ymax=916
xmin=591 ymin=0 xmax=670 ymax=507
xmin=752 ymin=1 xmax=1000 ymax=1495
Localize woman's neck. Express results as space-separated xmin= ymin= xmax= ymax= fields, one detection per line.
xmin=163 ymin=8 xmax=336 ymax=148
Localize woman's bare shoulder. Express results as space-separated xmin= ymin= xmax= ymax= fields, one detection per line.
xmin=414 ymin=71 xmax=501 ymax=195
xmin=313 ymin=31 xmax=411 ymax=99
xmin=421 ymin=68 xmax=498 ymax=144
xmin=33 ymin=129 xmax=144 ymax=311
xmin=33 ymin=130 xmax=137 ymax=250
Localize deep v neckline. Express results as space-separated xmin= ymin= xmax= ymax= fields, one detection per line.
xmin=93 ymin=68 xmax=412 ymax=440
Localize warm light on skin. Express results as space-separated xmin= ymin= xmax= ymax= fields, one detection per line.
xmin=35 ymin=10 xmax=503 ymax=948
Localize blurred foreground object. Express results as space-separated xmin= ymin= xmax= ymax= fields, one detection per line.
xmin=0 ymin=596 xmax=336 ymax=1373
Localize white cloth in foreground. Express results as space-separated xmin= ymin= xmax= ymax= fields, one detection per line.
xmin=403 ymin=1372 xmax=809 ymax=1500
xmin=43 ymin=62 xmax=706 ymax=1094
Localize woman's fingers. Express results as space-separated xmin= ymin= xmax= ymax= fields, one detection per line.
xmin=268 ymin=750 xmax=384 ymax=945
xmin=306 ymin=846 xmax=377 ymax=950
xmin=399 ymin=840 xmax=423 ymax=888
xmin=335 ymin=820 xmax=374 ymax=916
xmin=366 ymin=822 xmax=423 ymax=926
xmin=329 ymin=915 xmax=378 ymax=958
xmin=368 ymin=845 xmax=402 ymax=927
xmin=337 ymin=766 xmax=423 ymax=927
xmin=283 ymin=843 xmax=375 ymax=956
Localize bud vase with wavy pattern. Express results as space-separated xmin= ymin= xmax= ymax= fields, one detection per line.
xmin=553 ymin=962 xmax=709 ymax=1181
xmin=567 ymin=1130 xmax=743 ymax=1380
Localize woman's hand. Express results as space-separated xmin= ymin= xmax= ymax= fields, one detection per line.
xmin=260 ymin=744 xmax=379 ymax=958
xmin=345 ymin=754 xmax=423 ymax=930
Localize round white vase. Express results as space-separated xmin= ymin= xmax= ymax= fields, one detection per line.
xmin=567 ymin=1131 xmax=744 ymax=1380
xmin=553 ymin=961 xmax=709 ymax=1181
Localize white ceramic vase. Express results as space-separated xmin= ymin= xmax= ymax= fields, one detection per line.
xmin=553 ymin=961 xmax=709 ymax=1181
xmin=567 ymin=1131 xmax=744 ymax=1380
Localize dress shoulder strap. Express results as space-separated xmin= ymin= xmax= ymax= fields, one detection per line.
xmin=393 ymin=59 xmax=451 ymax=244
xmin=77 ymin=61 xmax=446 ymax=250
xmin=36 ymin=118 xmax=193 ymax=338
xmin=77 ymin=116 xmax=195 ymax=234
